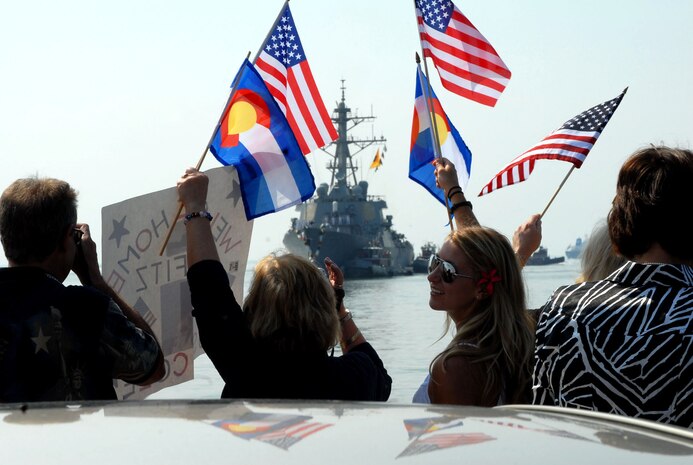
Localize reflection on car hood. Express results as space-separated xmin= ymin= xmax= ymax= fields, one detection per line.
xmin=1 ymin=400 xmax=691 ymax=464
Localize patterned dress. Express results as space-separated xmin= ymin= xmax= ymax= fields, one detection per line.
xmin=532 ymin=262 xmax=692 ymax=428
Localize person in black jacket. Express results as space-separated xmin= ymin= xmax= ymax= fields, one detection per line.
xmin=0 ymin=177 xmax=164 ymax=401
xmin=177 ymin=168 xmax=391 ymax=401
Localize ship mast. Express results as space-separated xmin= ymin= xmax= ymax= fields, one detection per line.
xmin=323 ymin=80 xmax=386 ymax=189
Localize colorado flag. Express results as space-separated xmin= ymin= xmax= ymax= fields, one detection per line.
xmin=409 ymin=67 xmax=472 ymax=205
xmin=210 ymin=59 xmax=316 ymax=220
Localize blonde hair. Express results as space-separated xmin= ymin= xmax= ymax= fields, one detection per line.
xmin=243 ymin=253 xmax=339 ymax=353
xmin=433 ymin=227 xmax=535 ymax=404
xmin=577 ymin=220 xmax=626 ymax=283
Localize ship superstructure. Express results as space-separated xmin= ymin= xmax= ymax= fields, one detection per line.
xmin=282 ymin=83 xmax=414 ymax=278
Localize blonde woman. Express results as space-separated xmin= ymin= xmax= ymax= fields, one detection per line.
xmin=576 ymin=219 xmax=626 ymax=283
xmin=413 ymin=227 xmax=535 ymax=405
xmin=177 ymin=168 xmax=391 ymax=401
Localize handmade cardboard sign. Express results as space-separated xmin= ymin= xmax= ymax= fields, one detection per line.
xmin=101 ymin=166 xmax=252 ymax=399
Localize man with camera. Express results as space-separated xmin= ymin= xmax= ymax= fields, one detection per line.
xmin=0 ymin=177 xmax=165 ymax=401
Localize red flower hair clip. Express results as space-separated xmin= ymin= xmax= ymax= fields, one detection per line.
xmin=478 ymin=269 xmax=502 ymax=296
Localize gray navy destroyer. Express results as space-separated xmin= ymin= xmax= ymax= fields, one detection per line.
xmin=282 ymin=84 xmax=414 ymax=278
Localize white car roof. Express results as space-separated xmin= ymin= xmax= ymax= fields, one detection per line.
xmin=1 ymin=400 xmax=691 ymax=464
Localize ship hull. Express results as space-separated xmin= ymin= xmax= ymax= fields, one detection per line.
xmin=525 ymin=246 xmax=566 ymax=266
xmin=526 ymin=256 xmax=566 ymax=266
xmin=412 ymin=242 xmax=436 ymax=274
xmin=412 ymin=258 xmax=428 ymax=274
xmin=283 ymin=227 xmax=368 ymax=271
xmin=283 ymin=225 xmax=414 ymax=279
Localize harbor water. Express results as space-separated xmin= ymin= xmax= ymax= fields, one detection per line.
xmin=149 ymin=259 xmax=581 ymax=404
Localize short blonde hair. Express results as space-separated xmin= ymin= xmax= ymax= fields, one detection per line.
xmin=243 ymin=253 xmax=339 ymax=353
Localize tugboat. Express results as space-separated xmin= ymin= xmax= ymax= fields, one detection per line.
xmin=412 ymin=242 xmax=437 ymax=273
xmin=282 ymin=83 xmax=415 ymax=278
xmin=525 ymin=246 xmax=565 ymax=266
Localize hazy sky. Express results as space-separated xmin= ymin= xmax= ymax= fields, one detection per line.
xmin=1 ymin=0 xmax=692 ymax=266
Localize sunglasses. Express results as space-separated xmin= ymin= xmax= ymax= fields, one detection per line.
xmin=73 ymin=228 xmax=84 ymax=246
xmin=428 ymin=253 xmax=474 ymax=283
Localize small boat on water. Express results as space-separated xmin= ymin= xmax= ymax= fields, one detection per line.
xmin=348 ymin=246 xmax=394 ymax=278
xmin=526 ymin=246 xmax=565 ymax=266
xmin=565 ymin=237 xmax=585 ymax=259
xmin=412 ymin=242 xmax=436 ymax=273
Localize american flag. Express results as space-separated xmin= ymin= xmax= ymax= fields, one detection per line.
xmin=478 ymin=88 xmax=627 ymax=196
xmin=415 ymin=0 xmax=511 ymax=107
xmin=255 ymin=3 xmax=337 ymax=155
xmin=255 ymin=421 xmax=332 ymax=450
xmin=397 ymin=433 xmax=495 ymax=457
xmin=212 ymin=413 xmax=332 ymax=450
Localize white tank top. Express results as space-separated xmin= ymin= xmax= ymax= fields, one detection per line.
xmin=411 ymin=341 xmax=509 ymax=405
xmin=412 ymin=374 xmax=432 ymax=403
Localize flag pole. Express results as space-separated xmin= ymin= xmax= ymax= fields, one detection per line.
xmin=252 ymin=0 xmax=290 ymax=65
xmin=540 ymin=165 xmax=575 ymax=219
xmin=411 ymin=2 xmax=446 ymax=159
xmin=415 ymin=53 xmax=454 ymax=232
xmin=540 ymin=87 xmax=628 ymax=219
xmin=413 ymin=1 xmax=453 ymax=230
xmin=158 ymin=51 xmax=251 ymax=256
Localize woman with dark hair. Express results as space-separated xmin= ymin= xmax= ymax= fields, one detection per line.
xmin=177 ymin=168 xmax=391 ymax=401
xmin=413 ymin=227 xmax=536 ymax=405
xmin=532 ymin=146 xmax=693 ymax=428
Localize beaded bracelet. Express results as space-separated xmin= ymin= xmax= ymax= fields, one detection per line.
xmin=450 ymin=200 xmax=473 ymax=214
xmin=184 ymin=211 xmax=213 ymax=225
xmin=446 ymin=186 xmax=463 ymax=201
